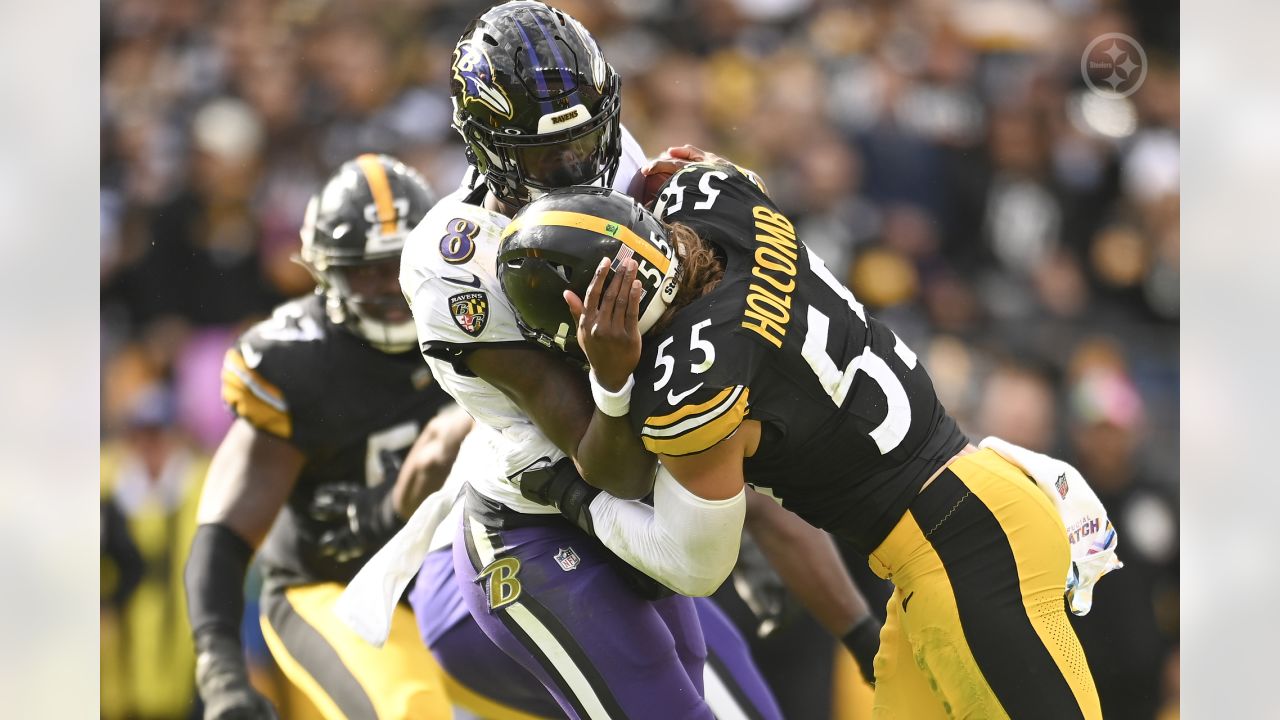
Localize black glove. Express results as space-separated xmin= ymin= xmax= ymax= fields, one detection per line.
xmin=310 ymin=481 xmax=404 ymax=563
xmin=730 ymin=534 xmax=799 ymax=639
xmin=841 ymin=615 xmax=882 ymax=686
xmin=194 ymin=632 xmax=279 ymax=720
xmin=519 ymin=458 xmax=601 ymax=536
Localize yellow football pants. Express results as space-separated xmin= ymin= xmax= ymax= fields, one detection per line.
xmin=867 ymin=448 xmax=1102 ymax=720
xmin=260 ymin=582 xmax=451 ymax=720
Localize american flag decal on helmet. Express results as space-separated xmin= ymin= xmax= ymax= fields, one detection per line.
xmin=610 ymin=244 xmax=635 ymax=272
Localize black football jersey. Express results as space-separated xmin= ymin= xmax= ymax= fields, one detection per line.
xmin=221 ymin=294 xmax=452 ymax=584
xmin=630 ymin=163 xmax=969 ymax=554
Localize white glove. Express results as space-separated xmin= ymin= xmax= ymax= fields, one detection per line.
xmin=979 ymin=437 xmax=1124 ymax=615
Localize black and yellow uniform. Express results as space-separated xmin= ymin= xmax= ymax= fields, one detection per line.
xmin=635 ymin=162 xmax=968 ymax=555
xmin=629 ymin=163 xmax=1101 ymax=719
xmin=868 ymin=449 xmax=1099 ymax=718
xmin=221 ymin=293 xmax=453 ymax=719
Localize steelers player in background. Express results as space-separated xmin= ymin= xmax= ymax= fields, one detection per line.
xmin=184 ymin=154 xmax=472 ymax=720
xmin=499 ymin=147 xmax=1107 ymax=719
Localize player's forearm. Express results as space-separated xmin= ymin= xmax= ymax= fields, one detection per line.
xmin=743 ymin=490 xmax=872 ymax=637
xmin=588 ymin=464 xmax=745 ymax=596
xmin=186 ymin=523 xmax=278 ymax=715
xmin=575 ymin=411 xmax=657 ymax=499
xmin=392 ymin=404 xmax=473 ymax=517
xmin=184 ymin=523 xmax=253 ymax=643
xmin=468 ymin=345 xmax=651 ymax=494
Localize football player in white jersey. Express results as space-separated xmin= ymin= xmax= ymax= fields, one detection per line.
xmin=334 ymin=3 xmax=884 ymax=718
xmin=396 ymin=4 xmax=785 ymax=719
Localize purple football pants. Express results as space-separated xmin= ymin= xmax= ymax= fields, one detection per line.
xmin=418 ymin=488 xmax=781 ymax=720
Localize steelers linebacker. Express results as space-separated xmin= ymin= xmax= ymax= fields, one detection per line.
xmin=498 ymin=147 xmax=1111 ymax=719
xmin=343 ymin=3 xmax=882 ymax=718
xmin=184 ymin=155 xmax=472 ymax=720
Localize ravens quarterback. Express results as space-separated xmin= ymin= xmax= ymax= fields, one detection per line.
xmin=497 ymin=147 xmax=1108 ymax=719
xmin=345 ymin=2 xmax=891 ymax=718
xmin=184 ymin=154 xmax=474 ymax=720
xmin=390 ymin=4 xmax=787 ymax=718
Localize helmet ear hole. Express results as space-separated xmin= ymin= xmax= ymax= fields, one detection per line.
xmin=548 ymin=262 xmax=572 ymax=284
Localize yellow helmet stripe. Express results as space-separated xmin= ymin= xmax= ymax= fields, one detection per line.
xmin=355 ymin=154 xmax=398 ymax=235
xmin=502 ymin=210 xmax=670 ymax=274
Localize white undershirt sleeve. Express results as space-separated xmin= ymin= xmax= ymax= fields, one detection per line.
xmin=588 ymin=465 xmax=746 ymax=597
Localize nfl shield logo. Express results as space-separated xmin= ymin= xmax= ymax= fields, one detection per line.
xmin=1055 ymin=472 xmax=1070 ymax=499
xmin=449 ymin=292 xmax=488 ymax=337
xmin=554 ymin=547 xmax=581 ymax=572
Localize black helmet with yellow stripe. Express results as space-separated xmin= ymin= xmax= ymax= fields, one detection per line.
xmin=497 ymin=186 xmax=679 ymax=356
xmin=298 ymin=154 xmax=436 ymax=352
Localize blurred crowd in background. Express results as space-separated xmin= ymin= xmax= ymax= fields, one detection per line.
xmin=99 ymin=0 xmax=1178 ymax=717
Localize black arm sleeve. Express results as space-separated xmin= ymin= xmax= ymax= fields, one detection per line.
xmin=184 ymin=523 xmax=254 ymax=647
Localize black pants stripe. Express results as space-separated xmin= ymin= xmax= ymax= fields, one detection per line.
xmin=869 ymin=448 xmax=1100 ymax=718
xmin=261 ymin=586 xmax=379 ymax=719
xmin=910 ymin=468 xmax=1084 ymax=719
xmin=705 ymin=650 xmax=768 ymax=720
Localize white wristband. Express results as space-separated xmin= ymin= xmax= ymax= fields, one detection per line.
xmin=589 ymin=370 xmax=634 ymax=417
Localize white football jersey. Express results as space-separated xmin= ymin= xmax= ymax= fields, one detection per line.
xmin=400 ymin=127 xmax=647 ymax=514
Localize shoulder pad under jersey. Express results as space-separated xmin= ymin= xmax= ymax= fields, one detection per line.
xmin=652 ymin=161 xmax=772 ymax=258
xmin=221 ymin=296 xmax=329 ymax=441
xmin=629 ymin=302 xmax=761 ymax=457
xmin=400 ymin=194 xmax=529 ymax=368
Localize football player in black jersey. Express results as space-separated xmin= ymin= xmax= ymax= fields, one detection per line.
xmin=387 ymin=4 xmax=886 ymax=718
xmin=497 ymin=146 xmax=1105 ymax=719
xmin=184 ymin=155 xmax=481 ymax=720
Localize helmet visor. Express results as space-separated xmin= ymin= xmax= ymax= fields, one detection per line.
xmin=328 ymin=258 xmax=411 ymax=325
xmin=508 ymin=123 xmax=611 ymax=188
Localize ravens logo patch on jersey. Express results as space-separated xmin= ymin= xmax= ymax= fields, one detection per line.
xmin=449 ymin=291 xmax=489 ymax=337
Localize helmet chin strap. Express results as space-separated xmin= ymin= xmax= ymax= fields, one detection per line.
xmin=324 ymin=291 xmax=417 ymax=353
xmin=638 ymin=254 xmax=681 ymax=335
xmin=490 ymin=172 xmax=611 ymax=209
xmin=351 ymin=311 xmax=418 ymax=354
